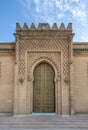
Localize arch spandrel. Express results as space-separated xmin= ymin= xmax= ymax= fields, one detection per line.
xmin=26 ymin=51 xmax=61 ymax=82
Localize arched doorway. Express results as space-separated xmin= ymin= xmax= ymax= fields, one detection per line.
xmin=33 ymin=62 xmax=55 ymax=113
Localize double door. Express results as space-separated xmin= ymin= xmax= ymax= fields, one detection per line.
xmin=33 ymin=63 xmax=55 ymax=113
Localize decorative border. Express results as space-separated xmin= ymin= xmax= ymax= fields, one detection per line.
xmin=26 ymin=50 xmax=61 ymax=81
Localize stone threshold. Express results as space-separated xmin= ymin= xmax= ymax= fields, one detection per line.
xmin=32 ymin=113 xmax=56 ymax=116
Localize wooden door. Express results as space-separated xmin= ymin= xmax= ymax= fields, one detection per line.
xmin=33 ymin=63 xmax=55 ymax=113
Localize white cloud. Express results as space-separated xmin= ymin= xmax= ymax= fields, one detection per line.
xmin=57 ymin=13 xmax=64 ymax=19
xmin=19 ymin=0 xmax=87 ymax=26
xmin=55 ymin=0 xmax=63 ymax=10
xmin=64 ymin=3 xmax=87 ymax=25
xmin=81 ymin=32 xmax=88 ymax=42
xmin=34 ymin=0 xmax=40 ymax=12
xmin=19 ymin=0 xmax=32 ymax=10
xmin=34 ymin=0 xmax=39 ymax=4
xmin=70 ymin=0 xmax=79 ymax=3
xmin=68 ymin=1 xmax=86 ymax=23
xmin=19 ymin=0 xmax=88 ymax=41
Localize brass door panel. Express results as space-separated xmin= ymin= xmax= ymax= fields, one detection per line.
xmin=33 ymin=63 xmax=55 ymax=113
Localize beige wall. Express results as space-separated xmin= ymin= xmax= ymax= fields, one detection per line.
xmin=0 ymin=54 xmax=15 ymax=113
xmin=73 ymin=54 xmax=88 ymax=113
xmin=0 ymin=41 xmax=88 ymax=115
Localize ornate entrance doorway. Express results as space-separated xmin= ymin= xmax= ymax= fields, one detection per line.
xmin=33 ymin=62 xmax=55 ymax=113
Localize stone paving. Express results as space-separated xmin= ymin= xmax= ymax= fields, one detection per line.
xmin=0 ymin=128 xmax=88 ymax=130
xmin=0 ymin=127 xmax=87 ymax=129
xmin=0 ymin=114 xmax=88 ymax=130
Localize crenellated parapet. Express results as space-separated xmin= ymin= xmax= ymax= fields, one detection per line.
xmin=16 ymin=23 xmax=72 ymax=31
xmin=15 ymin=23 xmax=74 ymax=39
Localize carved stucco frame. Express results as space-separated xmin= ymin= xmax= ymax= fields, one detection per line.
xmin=25 ymin=50 xmax=63 ymax=115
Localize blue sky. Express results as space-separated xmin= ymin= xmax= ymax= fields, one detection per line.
xmin=0 ymin=0 xmax=88 ymax=42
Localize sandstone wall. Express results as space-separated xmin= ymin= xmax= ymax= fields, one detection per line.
xmin=0 ymin=55 xmax=15 ymax=113
xmin=73 ymin=54 xmax=88 ymax=113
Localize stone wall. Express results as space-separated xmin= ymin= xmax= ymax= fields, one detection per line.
xmin=73 ymin=48 xmax=88 ymax=113
xmin=0 ymin=24 xmax=88 ymax=115
xmin=14 ymin=23 xmax=74 ymax=115
xmin=0 ymin=44 xmax=15 ymax=113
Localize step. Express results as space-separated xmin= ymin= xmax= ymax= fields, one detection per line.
xmin=0 ymin=115 xmax=88 ymax=129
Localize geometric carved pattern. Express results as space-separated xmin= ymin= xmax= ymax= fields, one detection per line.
xmin=27 ymin=51 xmax=61 ymax=80
xmin=18 ymin=38 xmax=69 ymax=81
